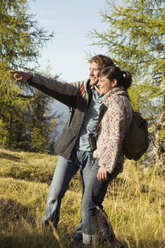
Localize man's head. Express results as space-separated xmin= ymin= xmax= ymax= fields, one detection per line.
xmin=89 ymin=55 xmax=114 ymax=86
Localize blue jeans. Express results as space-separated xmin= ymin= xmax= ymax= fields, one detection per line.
xmin=81 ymin=159 xmax=123 ymax=245
xmin=42 ymin=148 xmax=93 ymax=229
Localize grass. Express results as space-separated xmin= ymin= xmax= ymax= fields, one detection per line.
xmin=0 ymin=148 xmax=164 ymax=248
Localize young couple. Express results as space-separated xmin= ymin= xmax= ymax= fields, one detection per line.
xmin=11 ymin=55 xmax=132 ymax=247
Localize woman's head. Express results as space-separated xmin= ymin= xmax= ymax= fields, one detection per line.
xmin=97 ymin=66 xmax=132 ymax=95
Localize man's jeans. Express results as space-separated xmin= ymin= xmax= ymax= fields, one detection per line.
xmin=81 ymin=160 xmax=123 ymax=245
xmin=42 ymin=148 xmax=93 ymax=229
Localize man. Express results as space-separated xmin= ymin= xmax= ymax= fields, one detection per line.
xmin=11 ymin=55 xmax=114 ymax=243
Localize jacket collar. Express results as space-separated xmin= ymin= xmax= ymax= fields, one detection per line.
xmin=102 ymin=86 xmax=128 ymax=106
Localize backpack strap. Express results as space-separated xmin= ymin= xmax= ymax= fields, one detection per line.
xmin=75 ymin=84 xmax=86 ymax=106
xmin=95 ymin=106 xmax=108 ymax=135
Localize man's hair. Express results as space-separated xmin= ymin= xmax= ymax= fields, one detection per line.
xmin=89 ymin=54 xmax=114 ymax=69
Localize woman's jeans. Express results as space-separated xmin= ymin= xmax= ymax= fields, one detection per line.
xmin=42 ymin=148 xmax=93 ymax=229
xmin=81 ymin=159 xmax=123 ymax=245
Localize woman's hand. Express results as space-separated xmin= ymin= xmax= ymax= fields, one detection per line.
xmin=94 ymin=85 xmax=102 ymax=95
xmin=97 ymin=167 xmax=108 ymax=181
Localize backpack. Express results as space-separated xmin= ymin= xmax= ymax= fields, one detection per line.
xmin=123 ymin=111 xmax=149 ymax=161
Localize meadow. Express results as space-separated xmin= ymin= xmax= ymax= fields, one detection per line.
xmin=0 ymin=148 xmax=164 ymax=248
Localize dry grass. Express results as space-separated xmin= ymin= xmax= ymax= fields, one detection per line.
xmin=0 ymin=148 xmax=164 ymax=248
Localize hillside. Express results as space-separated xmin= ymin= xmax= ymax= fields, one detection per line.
xmin=0 ymin=148 xmax=164 ymax=248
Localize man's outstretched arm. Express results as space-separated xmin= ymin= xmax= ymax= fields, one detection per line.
xmin=10 ymin=70 xmax=83 ymax=107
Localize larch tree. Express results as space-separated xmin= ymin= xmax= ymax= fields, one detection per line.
xmin=0 ymin=0 xmax=58 ymax=152
xmin=89 ymin=0 xmax=165 ymax=165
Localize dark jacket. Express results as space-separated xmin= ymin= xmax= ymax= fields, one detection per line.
xmin=28 ymin=73 xmax=96 ymax=159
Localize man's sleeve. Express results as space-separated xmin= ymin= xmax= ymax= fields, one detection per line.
xmin=32 ymin=72 xmax=80 ymax=95
xmin=28 ymin=72 xmax=82 ymax=107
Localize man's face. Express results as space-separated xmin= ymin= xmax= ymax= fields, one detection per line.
xmin=89 ymin=62 xmax=102 ymax=86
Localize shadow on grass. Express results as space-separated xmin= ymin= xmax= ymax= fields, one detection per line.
xmin=0 ymin=223 xmax=73 ymax=248
xmin=0 ymin=152 xmax=21 ymax=162
xmin=0 ymin=198 xmax=35 ymax=228
xmin=0 ymin=231 xmax=57 ymax=248
xmin=2 ymin=167 xmax=82 ymax=186
xmin=1 ymin=166 xmax=54 ymax=184
xmin=0 ymin=227 xmax=164 ymax=248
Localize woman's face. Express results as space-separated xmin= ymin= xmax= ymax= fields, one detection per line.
xmin=96 ymin=76 xmax=116 ymax=95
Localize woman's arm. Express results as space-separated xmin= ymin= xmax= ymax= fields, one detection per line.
xmin=98 ymin=104 xmax=127 ymax=174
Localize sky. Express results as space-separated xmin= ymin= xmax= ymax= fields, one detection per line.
xmin=29 ymin=0 xmax=109 ymax=82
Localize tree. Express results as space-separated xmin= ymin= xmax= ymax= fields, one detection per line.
xmin=21 ymin=90 xmax=60 ymax=153
xmin=89 ymin=0 xmax=165 ymax=165
xmin=0 ymin=0 xmax=53 ymax=68
xmin=0 ymin=0 xmax=58 ymax=151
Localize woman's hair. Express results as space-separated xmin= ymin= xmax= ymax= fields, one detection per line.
xmin=98 ymin=66 xmax=132 ymax=90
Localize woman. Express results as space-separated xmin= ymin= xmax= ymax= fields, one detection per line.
xmin=81 ymin=66 xmax=133 ymax=247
